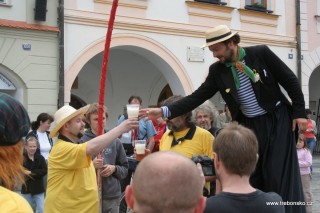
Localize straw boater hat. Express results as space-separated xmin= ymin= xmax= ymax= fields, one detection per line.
xmin=49 ymin=105 xmax=90 ymax=138
xmin=202 ymin=25 xmax=238 ymax=48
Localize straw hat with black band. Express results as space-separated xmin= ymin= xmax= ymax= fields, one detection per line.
xmin=202 ymin=25 xmax=238 ymax=48
xmin=49 ymin=105 xmax=90 ymax=138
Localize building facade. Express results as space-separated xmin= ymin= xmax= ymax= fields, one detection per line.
xmin=1 ymin=0 xmax=319 ymax=131
xmin=64 ymin=0 xmax=301 ymax=128
xmin=0 ymin=0 xmax=59 ymax=120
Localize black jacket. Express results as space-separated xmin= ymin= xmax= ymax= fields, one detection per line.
xmin=168 ymin=45 xmax=306 ymax=121
xmin=21 ymin=153 xmax=47 ymax=195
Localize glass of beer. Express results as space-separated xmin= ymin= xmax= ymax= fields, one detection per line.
xmin=126 ymin=104 xmax=139 ymax=118
xmin=134 ymin=140 xmax=146 ymax=161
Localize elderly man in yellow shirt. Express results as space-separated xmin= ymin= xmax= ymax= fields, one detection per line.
xmin=44 ymin=105 xmax=138 ymax=213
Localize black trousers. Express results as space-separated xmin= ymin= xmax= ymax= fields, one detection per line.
xmin=239 ymin=104 xmax=306 ymax=213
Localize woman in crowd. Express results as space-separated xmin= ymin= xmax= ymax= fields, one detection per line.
xmin=0 ymin=92 xmax=33 ymax=212
xmin=26 ymin=113 xmax=53 ymax=192
xmin=21 ymin=136 xmax=47 ymax=213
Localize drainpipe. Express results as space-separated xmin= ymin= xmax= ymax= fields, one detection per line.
xmin=57 ymin=0 xmax=64 ymax=108
xmin=296 ymin=0 xmax=302 ymax=85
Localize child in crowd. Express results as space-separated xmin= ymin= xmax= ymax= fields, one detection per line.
xmin=296 ymin=134 xmax=313 ymax=213
xmin=21 ymin=136 xmax=47 ymax=213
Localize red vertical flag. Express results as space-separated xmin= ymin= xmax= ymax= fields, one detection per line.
xmin=97 ymin=0 xmax=119 ymax=211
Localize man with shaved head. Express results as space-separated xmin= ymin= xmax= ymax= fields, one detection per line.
xmin=125 ymin=151 xmax=206 ymax=213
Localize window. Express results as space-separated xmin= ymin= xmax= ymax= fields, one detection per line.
xmin=245 ymin=0 xmax=266 ymax=8
xmin=245 ymin=0 xmax=273 ymax=13
xmin=0 ymin=0 xmax=10 ymax=5
xmin=194 ymin=0 xmax=227 ymax=6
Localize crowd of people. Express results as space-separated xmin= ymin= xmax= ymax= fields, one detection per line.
xmin=0 ymin=24 xmax=318 ymax=213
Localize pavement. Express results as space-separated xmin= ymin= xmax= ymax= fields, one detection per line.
xmin=312 ymin=154 xmax=320 ymax=213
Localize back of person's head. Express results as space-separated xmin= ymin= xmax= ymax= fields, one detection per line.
xmin=214 ymin=122 xmax=258 ymax=177
xmin=30 ymin=112 xmax=54 ymax=131
xmin=193 ymin=100 xmax=219 ymax=126
xmin=161 ymin=95 xmax=193 ymax=127
xmin=0 ymin=93 xmax=30 ymax=190
xmin=127 ymin=151 xmax=205 ymax=213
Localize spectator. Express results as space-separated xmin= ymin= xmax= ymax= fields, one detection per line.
xmin=0 ymin=92 xmax=33 ymax=212
xmin=204 ymin=122 xmax=284 ymax=213
xmin=26 ymin=112 xmax=53 ymax=194
xmin=79 ymin=103 xmax=128 ymax=213
xmin=151 ymin=116 xmax=167 ymax=152
xmin=159 ymin=95 xmax=215 ymax=196
xmin=150 ymin=103 xmax=167 ymax=152
xmin=193 ymin=100 xmax=220 ymax=195
xmin=125 ymin=151 xmax=206 ymax=213
xmin=21 ymin=136 xmax=47 ymax=213
xmin=296 ymin=134 xmax=313 ymax=213
xmin=193 ymin=100 xmax=220 ymax=136
xmin=26 ymin=113 xmax=54 ymax=161
xmin=217 ymin=104 xmax=231 ymax=128
xmin=117 ymin=96 xmax=156 ymax=153
xmin=117 ymin=95 xmax=156 ymax=193
xmin=44 ymin=105 xmax=138 ymax=213
xmin=304 ymin=109 xmax=317 ymax=155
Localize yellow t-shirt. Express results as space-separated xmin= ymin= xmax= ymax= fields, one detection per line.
xmin=44 ymin=139 xmax=98 ymax=213
xmin=160 ymin=126 xmax=214 ymax=159
xmin=0 ymin=186 xmax=33 ymax=213
xmin=160 ymin=126 xmax=214 ymax=191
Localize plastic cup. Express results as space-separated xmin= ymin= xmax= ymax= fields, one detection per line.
xmin=127 ymin=104 xmax=139 ymax=118
xmin=135 ymin=140 xmax=146 ymax=154
xmin=135 ymin=140 xmax=146 ymax=161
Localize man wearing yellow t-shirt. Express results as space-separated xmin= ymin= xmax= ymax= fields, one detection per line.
xmin=159 ymin=95 xmax=215 ymax=195
xmin=44 ymin=105 xmax=138 ymax=213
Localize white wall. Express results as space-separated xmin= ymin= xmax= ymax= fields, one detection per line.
xmin=0 ymin=0 xmax=27 ymax=21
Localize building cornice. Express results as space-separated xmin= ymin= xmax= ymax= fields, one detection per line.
xmin=0 ymin=19 xmax=59 ymax=32
xmin=64 ymin=8 xmax=296 ymax=48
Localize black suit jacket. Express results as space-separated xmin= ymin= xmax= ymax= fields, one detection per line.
xmin=168 ymin=45 xmax=306 ymax=121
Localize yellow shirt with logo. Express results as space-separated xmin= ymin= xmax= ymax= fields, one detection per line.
xmin=160 ymin=126 xmax=214 ymax=159
xmin=44 ymin=140 xmax=98 ymax=213
xmin=160 ymin=126 xmax=214 ymax=192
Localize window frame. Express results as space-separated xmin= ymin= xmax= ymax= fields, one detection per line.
xmin=194 ymin=0 xmax=227 ymax=6
xmin=0 ymin=0 xmax=11 ymax=5
xmin=244 ymin=0 xmax=273 ymax=13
